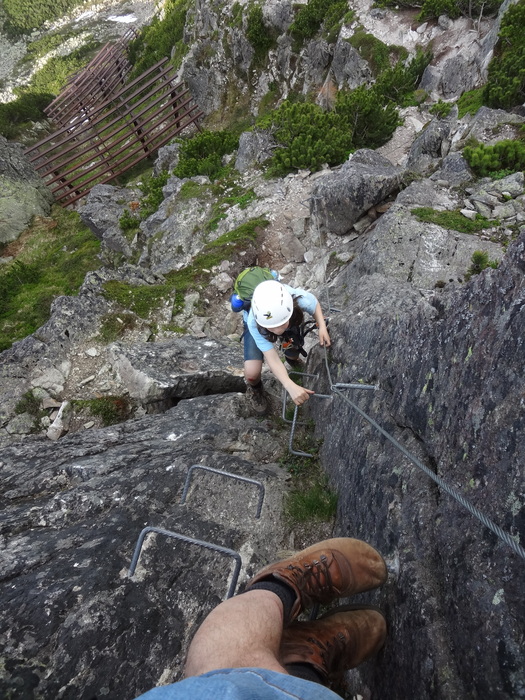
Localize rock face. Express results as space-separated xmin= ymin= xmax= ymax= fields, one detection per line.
xmin=309 ymin=228 xmax=525 ymax=699
xmin=0 ymin=136 xmax=53 ymax=243
xmin=311 ymin=149 xmax=403 ymax=235
xmin=0 ymin=393 xmax=290 ymax=699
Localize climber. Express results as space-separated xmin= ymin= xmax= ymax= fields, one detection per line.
xmin=242 ymin=278 xmax=331 ymax=414
xmin=134 ymin=537 xmax=388 ymax=700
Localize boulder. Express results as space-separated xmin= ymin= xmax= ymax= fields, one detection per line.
xmin=406 ymin=108 xmax=457 ymax=175
xmin=79 ymin=184 xmax=140 ymax=240
xmin=331 ymin=39 xmax=372 ymax=90
xmin=0 ymin=136 xmax=53 ymax=244
xmin=109 ymin=337 xmax=245 ymax=409
xmin=311 ymin=149 xmax=403 ymax=235
xmin=351 ymin=204 xmax=504 ymax=289
xmin=235 ymin=130 xmax=276 ymax=173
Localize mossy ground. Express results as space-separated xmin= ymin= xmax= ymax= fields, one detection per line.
xmin=0 ymin=207 xmax=101 ymax=351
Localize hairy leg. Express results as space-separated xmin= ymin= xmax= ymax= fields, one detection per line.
xmin=184 ymin=590 xmax=287 ymax=677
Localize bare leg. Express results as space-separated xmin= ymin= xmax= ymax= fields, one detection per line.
xmin=244 ymin=359 xmax=263 ymax=386
xmin=184 ymin=590 xmax=288 ymax=678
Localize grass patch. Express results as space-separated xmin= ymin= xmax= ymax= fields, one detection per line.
xmin=97 ymin=313 xmax=138 ymax=343
xmin=73 ymin=396 xmax=130 ymax=426
xmin=280 ymin=431 xmax=338 ymax=524
xmin=15 ymin=390 xmax=42 ymax=416
xmin=411 ymin=207 xmax=498 ymax=233
xmin=103 ymin=217 xmax=269 ymax=318
xmin=0 ymin=207 xmax=101 ymax=352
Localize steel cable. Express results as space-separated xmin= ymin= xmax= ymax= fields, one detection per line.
xmin=320 ymin=347 xmax=525 ymax=562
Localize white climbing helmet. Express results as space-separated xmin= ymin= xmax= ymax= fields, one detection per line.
xmin=252 ymin=280 xmax=294 ymax=328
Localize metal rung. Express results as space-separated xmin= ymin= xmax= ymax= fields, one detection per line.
xmin=128 ymin=526 xmax=242 ymax=599
xmin=288 ymin=395 xmax=331 ymax=457
xmin=332 ymin=383 xmax=378 ymax=390
xmin=180 ymin=465 xmax=265 ymax=519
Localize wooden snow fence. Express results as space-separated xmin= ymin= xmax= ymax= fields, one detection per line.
xmin=26 ymin=56 xmax=203 ymax=207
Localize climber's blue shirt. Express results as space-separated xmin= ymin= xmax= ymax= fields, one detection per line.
xmin=244 ymin=285 xmax=317 ymax=353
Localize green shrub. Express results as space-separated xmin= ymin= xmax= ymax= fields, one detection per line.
xmin=128 ymin=0 xmax=190 ymax=77
xmin=0 ymin=92 xmax=54 ymax=139
xmin=457 ymin=87 xmax=485 ymax=117
xmin=430 ymin=100 xmax=453 ymax=118
xmin=3 ymin=0 xmax=85 ymax=37
xmin=173 ymin=130 xmax=239 ymax=180
xmin=375 ymin=49 xmax=432 ymax=105
xmin=485 ymin=0 xmax=525 ymax=110
xmin=15 ymin=390 xmax=42 ymax=416
xmin=139 ymin=171 xmax=170 ymax=217
xmin=18 ymin=42 xmax=98 ymax=96
xmin=335 ymin=85 xmax=400 ymax=150
xmin=119 ymin=210 xmax=141 ymax=232
xmin=289 ymin=0 xmax=347 ymax=44
xmin=258 ymin=101 xmax=353 ymax=175
xmin=463 ymin=139 xmax=525 ymax=178
xmin=465 ymin=250 xmax=499 ymax=280
xmin=246 ymin=5 xmax=276 ymax=60
xmin=417 ymin=0 xmax=502 ymax=20
xmin=347 ymin=29 xmax=406 ymax=77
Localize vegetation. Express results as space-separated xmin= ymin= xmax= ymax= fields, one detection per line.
xmin=289 ymin=0 xmax=348 ymax=45
xmin=347 ymin=30 xmax=407 ymax=77
xmin=246 ymin=5 xmax=276 ymax=60
xmin=411 ymin=208 xmax=498 ymax=234
xmin=73 ymin=396 xmax=131 ymax=426
xmin=484 ymin=0 xmax=525 ymax=110
xmin=463 ymin=139 xmax=525 ymax=178
xmin=457 ymin=88 xmax=485 ymax=118
xmin=127 ymin=0 xmax=191 ymax=77
xmin=257 ymin=50 xmax=430 ymax=175
xmin=0 ymin=208 xmax=101 ymax=352
xmin=103 ymin=217 xmax=269 ymax=318
xmin=429 ymin=100 xmax=454 ymax=118
xmin=0 ymin=92 xmax=54 ymax=140
xmin=23 ymin=41 xmax=99 ymax=95
xmin=3 ymin=0 xmax=85 ymax=37
xmin=465 ymin=250 xmax=499 ymax=280
xmin=15 ymin=390 xmax=42 ymax=416
xmin=373 ymin=0 xmax=502 ymax=21
xmin=24 ymin=31 xmax=84 ymax=61
xmin=0 ymin=40 xmax=99 ymax=139
xmin=119 ymin=171 xmax=170 ymax=232
xmin=280 ymin=432 xmax=338 ymax=524
xmin=173 ymin=130 xmax=240 ymax=180
xmin=258 ymin=101 xmax=353 ymax=174
xmin=97 ymin=313 xmax=138 ymax=343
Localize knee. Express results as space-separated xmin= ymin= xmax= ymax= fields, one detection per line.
xmin=245 ymin=371 xmax=262 ymax=385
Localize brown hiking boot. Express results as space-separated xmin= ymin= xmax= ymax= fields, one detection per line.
xmin=246 ymin=538 xmax=387 ymax=620
xmin=245 ymin=382 xmax=268 ymax=415
xmin=280 ymin=605 xmax=387 ymax=684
